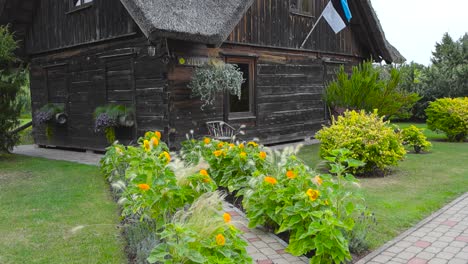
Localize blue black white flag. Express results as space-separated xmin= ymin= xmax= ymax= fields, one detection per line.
xmin=322 ymin=0 xmax=353 ymax=34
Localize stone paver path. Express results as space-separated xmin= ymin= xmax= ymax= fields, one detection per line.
xmin=357 ymin=193 xmax=468 ymax=264
xmin=13 ymin=145 xmax=308 ymax=264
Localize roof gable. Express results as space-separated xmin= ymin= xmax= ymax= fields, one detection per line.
xmin=119 ymin=0 xmax=255 ymax=46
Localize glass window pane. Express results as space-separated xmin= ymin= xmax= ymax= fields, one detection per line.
xmin=230 ymin=63 xmax=250 ymax=113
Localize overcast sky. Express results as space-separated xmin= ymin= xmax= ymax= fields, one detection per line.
xmin=370 ymin=0 xmax=468 ymax=65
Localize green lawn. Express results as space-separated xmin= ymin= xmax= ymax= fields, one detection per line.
xmin=298 ymin=123 xmax=468 ymax=250
xmin=0 ymin=155 xmax=127 ymax=264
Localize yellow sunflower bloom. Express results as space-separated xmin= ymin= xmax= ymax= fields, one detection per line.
xmin=159 ymin=151 xmax=171 ymax=164
xmin=264 ymin=176 xmax=278 ymax=185
xmin=216 ymin=234 xmax=225 ymax=246
xmin=143 ymin=140 xmax=151 ymax=152
xmin=213 ymin=150 xmax=223 ymax=157
xmin=154 ymin=131 xmax=162 ymax=140
xmin=200 ymin=169 xmax=209 ymax=176
xmin=137 ymin=183 xmax=150 ymax=191
xmin=204 ymin=138 xmax=211 ymax=145
xmin=223 ymin=213 xmax=231 ymax=223
xmin=286 ymin=170 xmax=296 ymax=179
xmin=151 ymin=137 xmax=159 ymax=147
xmin=259 ymin=151 xmax=267 ymax=160
xmin=306 ymin=189 xmax=320 ymax=201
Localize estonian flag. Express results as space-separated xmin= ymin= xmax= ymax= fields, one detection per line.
xmin=322 ymin=0 xmax=352 ymax=34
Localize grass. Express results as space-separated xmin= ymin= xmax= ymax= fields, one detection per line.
xmin=0 ymin=155 xmax=127 ymax=264
xmin=298 ymin=123 xmax=468 ymax=250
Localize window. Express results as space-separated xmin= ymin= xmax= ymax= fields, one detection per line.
xmin=226 ymin=57 xmax=256 ymax=119
xmin=290 ymin=0 xmax=314 ymax=17
xmin=70 ymin=0 xmax=93 ymax=11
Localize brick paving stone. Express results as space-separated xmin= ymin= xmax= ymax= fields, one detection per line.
xmin=442 ymin=246 xmax=461 ymax=254
xmin=436 ymin=252 xmax=455 ymax=260
xmin=415 ymin=240 xmax=432 ymax=248
xmin=416 ymin=251 xmax=436 ymax=260
xmin=428 ymin=258 xmax=448 ymax=264
xmin=408 ymin=257 xmax=429 ymax=264
xmin=455 ymin=236 xmax=468 ymax=242
xmin=448 ymin=258 xmax=468 ymax=264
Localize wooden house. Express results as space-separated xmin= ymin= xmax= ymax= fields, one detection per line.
xmin=0 ymin=0 xmax=404 ymax=150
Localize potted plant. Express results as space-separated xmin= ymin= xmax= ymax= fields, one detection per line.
xmin=33 ymin=103 xmax=66 ymax=140
xmin=94 ymin=104 xmax=134 ymax=143
xmin=189 ymin=59 xmax=244 ymax=109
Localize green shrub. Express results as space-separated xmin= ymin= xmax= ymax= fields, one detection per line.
xmin=0 ymin=26 xmax=26 ymax=152
xmin=425 ymin=97 xmax=468 ymax=142
xmin=316 ymin=110 xmax=406 ymax=173
xmin=325 ymin=61 xmax=420 ymax=119
xmin=401 ymin=125 xmax=432 ymax=153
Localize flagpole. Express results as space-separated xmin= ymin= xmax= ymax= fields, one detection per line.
xmin=300 ymin=12 xmax=324 ymax=49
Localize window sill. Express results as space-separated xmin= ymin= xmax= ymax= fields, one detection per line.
xmin=67 ymin=4 xmax=93 ymax=14
xmin=228 ymin=114 xmax=256 ymax=121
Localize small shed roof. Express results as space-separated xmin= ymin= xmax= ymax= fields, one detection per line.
xmin=119 ymin=0 xmax=255 ymax=46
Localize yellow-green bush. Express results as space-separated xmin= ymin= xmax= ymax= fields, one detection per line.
xmin=401 ymin=125 xmax=432 ymax=153
xmin=316 ymin=110 xmax=406 ymax=173
xmin=426 ymin=97 xmax=468 ymax=142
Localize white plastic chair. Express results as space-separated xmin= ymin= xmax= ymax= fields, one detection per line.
xmin=206 ymin=121 xmax=237 ymax=141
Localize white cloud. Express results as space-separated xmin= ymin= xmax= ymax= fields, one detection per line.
xmin=370 ymin=0 xmax=468 ymax=65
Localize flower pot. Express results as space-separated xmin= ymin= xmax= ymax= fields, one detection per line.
xmin=55 ymin=113 xmax=68 ymax=125
xmin=118 ymin=115 xmax=134 ymax=127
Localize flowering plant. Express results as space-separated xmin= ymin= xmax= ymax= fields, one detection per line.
xmin=181 ymin=136 xmax=266 ymax=193
xmin=33 ymin=103 xmax=65 ymax=140
xmin=243 ymin=148 xmax=366 ymax=264
xmin=94 ymin=104 xmax=134 ymax=143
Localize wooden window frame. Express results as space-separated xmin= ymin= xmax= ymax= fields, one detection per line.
xmin=224 ymin=57 xmax=256 ymax=121
xmin=68 ymin=0 xmax=94 ymax=13
xmin=290 ymin=0 xmax=315 ymax=18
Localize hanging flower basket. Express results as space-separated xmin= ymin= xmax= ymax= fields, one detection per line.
xmin=34 ymin=103 xmax=66 ymax=141
xmin=189 ymin=59 xmax=244 ymax=109
xmin=94 ymin=104 xmax=135 ymax=143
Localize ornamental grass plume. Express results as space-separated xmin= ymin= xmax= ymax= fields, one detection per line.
xmin=314 ymin=175 xmax=323 ymax=186
xmin=171 ymin=192 xmax=226 ymax=238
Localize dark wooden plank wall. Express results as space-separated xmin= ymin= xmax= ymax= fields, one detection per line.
xmin=227 ymin=0 xmax=366 ymax=56
xmin=25 ymin=0 xmax=137 ymax=54
xmin=168 ymin=42 xmax=361 ymax=147
xmin=30 ymin=37 xmax=169 ymax=150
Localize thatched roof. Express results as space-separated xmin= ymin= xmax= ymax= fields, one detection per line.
xmin=351 ymin=0 xmax=405 ymax=63
xmin=120 ymin=0 xmax=255 ymax=46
